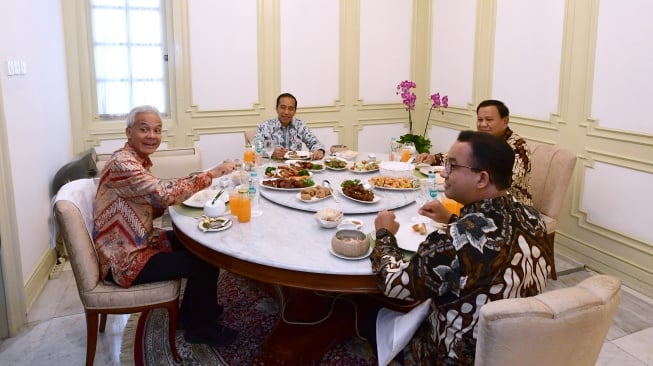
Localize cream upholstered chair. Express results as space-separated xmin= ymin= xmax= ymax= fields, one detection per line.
xmin=529 ymin=143 xmax=577 ymax=279
xmin=244 ymin=128 xmax=257 ymax=144
xmin=475 ymin=274 xmax=621 ymax=366
xmin=95 ymin=146 xmax=202 ymax=179
xmin=54 ymin=179 xmax=181 ymax=366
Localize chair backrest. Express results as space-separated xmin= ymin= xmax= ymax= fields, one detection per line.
xmin=55 ymin=200 xmax=101 ymax=299
xmin=475 ymin=274 xmax=621 ymax=366
xmin=95 ymin=147 xmax=202 ymax=179
xmin=244 ymin=128 xmax=257 ymax=144
xmin=529 ymin=143 xmax=577 ymax=220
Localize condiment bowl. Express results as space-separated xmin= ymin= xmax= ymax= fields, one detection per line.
xmin=204 ymin=200 xmax=226 ymax=217
xmin=331 ymin=229 xmax=370 ymax=257
xmin=314 ymin=208 xmax=343 ymax=228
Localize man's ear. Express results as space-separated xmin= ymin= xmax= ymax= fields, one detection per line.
xmin=476 ymin=171 xmax=491 ymax=189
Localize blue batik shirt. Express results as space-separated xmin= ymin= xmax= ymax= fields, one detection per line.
xmin=254 ymin=117 xmax=325 ymax=153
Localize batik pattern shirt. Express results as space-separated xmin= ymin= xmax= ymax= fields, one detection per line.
xmin=429 ymin=127 xmax=533 ymax=206
xmin=255 ymin=117 xmax=325 ymax=152
xmin=370 ymin=195 xmax=551 ymax=365
xmin=93 ymin=143 xmax=212 ymax=288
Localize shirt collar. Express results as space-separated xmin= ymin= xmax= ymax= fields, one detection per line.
xmin=123 ymin=142 xmax=153 ymax=170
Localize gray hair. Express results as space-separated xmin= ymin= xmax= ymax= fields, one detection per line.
xmin=126 ymin=105 xmax=161 ymax=127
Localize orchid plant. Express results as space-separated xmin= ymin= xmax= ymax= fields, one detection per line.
xmin=396 ymin=80 xmax=449 ymax=153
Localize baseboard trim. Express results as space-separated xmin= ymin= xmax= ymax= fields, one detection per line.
xmin=24 ymin=249 xmax=57 ymax=314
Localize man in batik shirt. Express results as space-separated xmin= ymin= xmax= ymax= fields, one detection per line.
xmin=415 ymin=100 xmax=533 ymax=205
xmin=94 ymin=105 xmax=237 ymax=348
xmin=371 ymin=130 xmax=552 ymax=365
xmin=254 ymin=92 xmax=326 ymax=160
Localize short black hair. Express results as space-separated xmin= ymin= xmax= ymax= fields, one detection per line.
xmin=457 ymin=130 xmax=514 ymax=190
xmin=276 ymin=93 xmax=297 ymax=109
xmin=476 ymin=100 xmax=509 ymax=119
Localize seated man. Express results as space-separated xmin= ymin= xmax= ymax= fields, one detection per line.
xmin=370 ymin=130 xmax=552 ymax=365
xmin=415 ymin=100 xmax=533 ymax=205
xmin=255 ymin=92 xmax=326 ymax=160
xmin=93 ymin=105 xmax=237 ymax=347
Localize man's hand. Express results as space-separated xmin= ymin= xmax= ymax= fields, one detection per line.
xmin=418 ymin=200 xmax=453 ymax=223
xmin=374 ymin=210 xmax=400 ymax=235
xmin=208 ymin=162 xmax=236 ymax=179
xmin=271 ymin=147 xmax=288 ymax=160
xmin=311 ymin=149 xmax=325 ymax=160
xmin=415 ymin=153 xmax=435 ymax=165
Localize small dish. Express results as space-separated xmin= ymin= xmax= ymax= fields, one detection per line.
xmin=323 ymin=157 xmax=349 ymax=170
xmin=296 ymin=192 xmax=331 ymax=203
xmin=198 ymin=217 xmax=233 ymax=232
xmin=329 ymin=246 xmax=372 ymax=260
xmin=339 ymin=188 xmax=382 ymax=204
xmin=331 ymin=229 xmax=370 ymax=257
xmin=337 ymin=218 xmax=363 ymax=230
xmin=314 ymin=208 xmax=343 ymax=228
xmin=284 ymin=150 xmax=311 ymax=160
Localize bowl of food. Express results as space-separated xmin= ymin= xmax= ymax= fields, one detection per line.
xmin=338 ymin=150 xmax=359 ymax=161
xmin=314 ymin=208 xmax=343 ymax=228
xmin=331 ymin=229 xmax=370 ymax=257
xmin=379 ymin=161 xmax=413 ymax=178
xmin=231 ymin=170 xmax=250 ymax=184
xmin=330 ymin=144 xmax=348 ymax=154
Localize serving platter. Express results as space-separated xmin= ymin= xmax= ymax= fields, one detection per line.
xmin=285 ymin=160 xmax=326 ymax=172
xmin=295 ymin=192 xmax=331 ymax=203
xmin=368 ymin=176 xmax=420 ymax=191
xmin=339 ymin=188 xmax=382 ymax=204
xmin=348 ymin=161 xmax=380 ymax=173
xmin=323 ymin=157 xmax=349 ymax=171
xmin=260 ymin=178 xmax=315 ymax=191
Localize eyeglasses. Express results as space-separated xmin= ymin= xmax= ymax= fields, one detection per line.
xmin=443 ymin=158 xmax=482 ymax=175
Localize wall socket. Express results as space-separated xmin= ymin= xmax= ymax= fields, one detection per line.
xmin=6 ymin=60 xmax=27 ymax=76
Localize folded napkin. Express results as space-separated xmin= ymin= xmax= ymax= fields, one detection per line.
xmin=376 ymin=298 xmax=432 ymax=366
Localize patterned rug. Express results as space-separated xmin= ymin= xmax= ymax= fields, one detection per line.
xmin=120 ymin=271 xmax=377 ymax=365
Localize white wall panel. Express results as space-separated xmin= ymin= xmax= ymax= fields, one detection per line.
xmin=188 ymin=0 xmax=258 ymax=110
xmin=582 ymin=162 xmax=653 ymax=243
xmin=358 ymin=124 xmax=407 ymax=153
xmin=359 ymin=0 xmax=412 ymax=104
xmin=280 ymin=0 xmax=339 ymax=107
xmin=196 ymin=132 xmax=248 ymax=169
xmin=427 ymin=126 xmax=459 ymax=154
xmin=493 ymin=0 xmax=564 ymax=119
xmin=592 ymin=0 xmax=653 ymax=135
xmin=431 ymin=0 xmax=476 ymax=107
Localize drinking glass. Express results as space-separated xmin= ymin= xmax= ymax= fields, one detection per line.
xmin=400 ymin=142 xmax=415 ymax=162
xmin=411 ymin=179 xmax=431 ymax=223
xmin=263 ymin=138 xmax=275 ymax=163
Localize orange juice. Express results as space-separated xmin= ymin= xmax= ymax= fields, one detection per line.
xmin=442 ymin=196 xmax=463 ymax=216
xmin=400 ymin=148 xmax=411 ymax=162
xmin=237 ymin=195 xmax=251 ymax=222
xmin=243 ymin=148 xmax=255 ymax=164
xmin=229 ymin=191 xmax=241 ymax=217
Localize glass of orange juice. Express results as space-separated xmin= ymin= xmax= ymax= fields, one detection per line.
xmin=229 ymin=190 xmax=241 ymax=218
xmin=237 ymin=191 xmax=251 ymax=223
xmin=243 ymin=147 xmax=255 ymax=164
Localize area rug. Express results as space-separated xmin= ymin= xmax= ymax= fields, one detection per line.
xmin=121 ymin=271 xmax=377 ymax=365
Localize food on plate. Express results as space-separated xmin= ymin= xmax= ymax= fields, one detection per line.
xmin=265 ymin=165 xmax=311 ymax=178
xmin=349 ymin=160 xmax=379 ymax=172
xmin=369 ymin=176 xmax=416 ymax=189
xmin=341 ymin=179 xmax=374 ymax=202
xmin=201 ymin=217 xmax=230 ymax=230
xmin=412 ymin=223 xmax=427 ymax=235
xmin=300 ymin=186 xmax=331 ymax=201
xmin=262 ymin=178 xmax=314 ymax=189
xmin=289 ymin=161 xmax=324 ymax=171
xmin=286 ymin=150 xmax=309 ymax=159
xmin=324 ymin=158 xmax=348 ymax=169
xmin=315 ymin=208 xmax=343 ymax=221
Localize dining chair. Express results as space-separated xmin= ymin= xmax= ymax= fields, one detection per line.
xmin=529 ymin=142 xmax=577 ymax=279
xmin=53 ymin=178 xmax=181 ymax=366
xmin=475 ymin=274 xmax=621 ymax=366
xmin=244 ymin=128 xmax=257 ymax=144
xmin=95 ymin=147 xmax=202 ymax=179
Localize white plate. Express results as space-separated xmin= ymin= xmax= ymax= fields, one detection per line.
xmin=260 ymin=178 xmax=315 ymax=191
xmin=295 ymin=192 xmax=331 ymax=203
xmin=284 ymin=150 xmax=311 ymax=160
xmin=183 ymin=189 xmax=227 ymax=208
xmin=266 ymin=166 xmax=314 ymax=179
xmin=418 ymin=165 xmax=444 ymax=176
xmin=198 ymin=218 xmax=233 ymax=232
xmin=395 ymin=220 xmax=448 ymax=252
xmin=337 ymin=218 xmax=364 ymax=230
xmin=348 ymin=161 xmax=380 ymax=173
xmin=369 ymin=177 xmax=420 ymax=191
xmin=323 ymin=157 xmax=349 ymax=171
xmin=339 ymin=188 xmax=382 ymax=204
xmin=286 ymin=160 xmax=326 ymax=172
xmin=329 ymin=246 xmax=373 ymax=260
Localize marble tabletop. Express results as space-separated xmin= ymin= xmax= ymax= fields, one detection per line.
xmin=169 ymin=153 xmax=428 ymax=278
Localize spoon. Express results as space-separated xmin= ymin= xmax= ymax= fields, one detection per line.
xmin=322 ymin=180 xmax=339 ymax=202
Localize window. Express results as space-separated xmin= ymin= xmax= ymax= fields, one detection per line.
xmin=89 ymin=0 xmax=169 ymax=119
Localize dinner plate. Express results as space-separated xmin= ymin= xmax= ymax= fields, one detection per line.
xmin=259 ymin=178 xmax=315 ymax=191
xmin=323 ymin=157 xmax=349 ymax=171
xmin=339 ymin=188 xmax=382 ymax=204
xmin=285 ymin=160 xmax=326 ymax=173
xmin=418 ymin=165 xmax=444 ymax=176
xmin=266 ymin=166 xmax=314 ymax=179
xmin=295 ymin=192 xmax=331 ymax=203
xmin=284 ymin=150 xmax=311 ymax=160
xmin=183 ymin=189 xmax=228 ymax=208
xmin=197 ymin=218 xmax=233 ymax=232
xmin=395 ymin=220 xmax=448 ymax=252
xmin=328 ymin=246 xmax=373 ymax=260
xmin=348 ymin=161 xmax=380 ymax=173
xmin=369 ymin=177 xmax=420 ymax=191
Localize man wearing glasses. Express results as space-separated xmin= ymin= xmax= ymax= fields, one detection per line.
xmin=415 ymin=99 xmax=532 ymax=205
xmin=368 ymin=130 xmax=551 ymax=365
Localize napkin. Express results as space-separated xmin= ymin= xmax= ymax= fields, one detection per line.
xmin=375 ymin=298 xmax=432 ymax=366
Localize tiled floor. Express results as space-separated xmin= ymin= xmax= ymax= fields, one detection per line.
xmin=1 ymin=256 xmax=652 ymax=366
